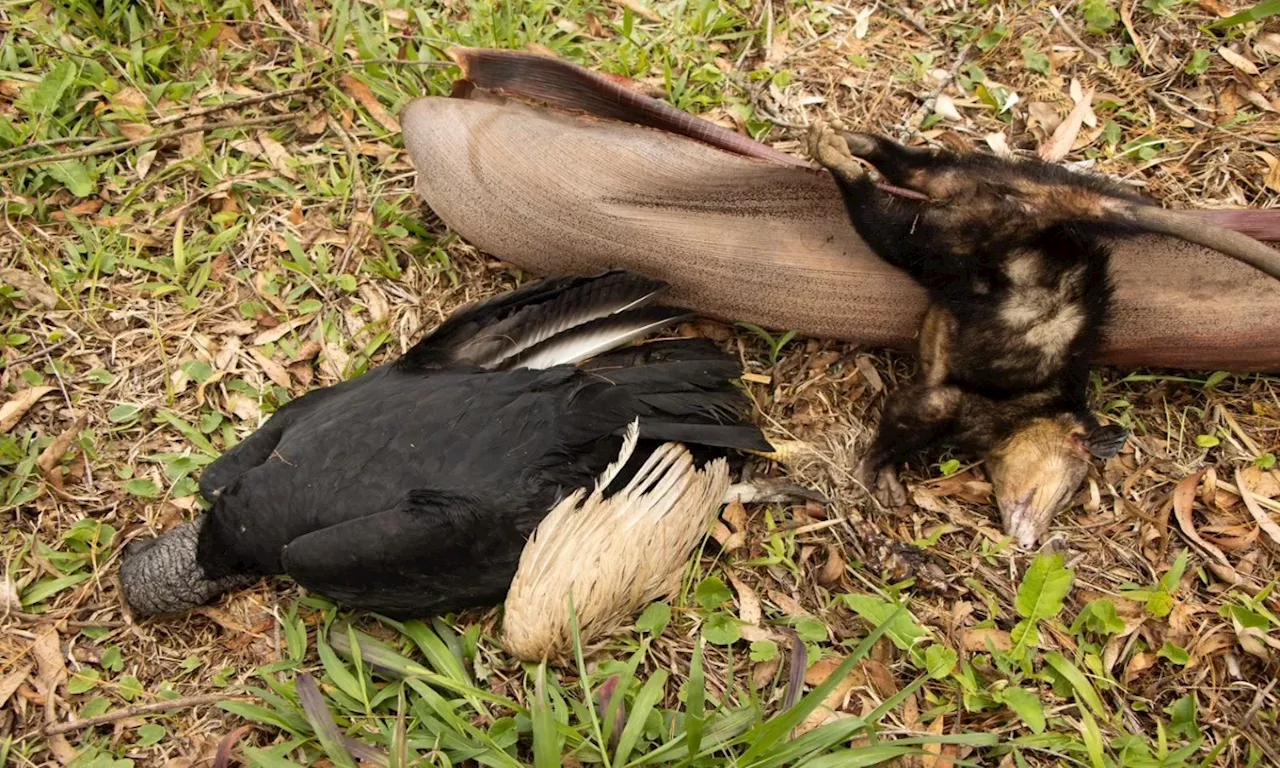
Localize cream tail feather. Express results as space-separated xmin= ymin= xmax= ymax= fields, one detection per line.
xmin=502 ymin=420 xmax=729 ymax=662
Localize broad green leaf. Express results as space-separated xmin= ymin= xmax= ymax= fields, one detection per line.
xmin=750 ymin=640 xmax=779 ymax=663
xmin=46 ymin=161 xmax=95 ymax=198
xmin=123 ymin=478 xmax=159 ymax=498
xmin=21 ymin=59 xmax=76 ymax=116
xmin=702 ymin=612 xmax=741 ymax=645
xmin=1157 ymin=642 xmax=1190 ymax=665
xmin=1071 ymin=599 xmax=1126 ymax=636
xmin=22 ymin=572 xmax=90 ymax=606
xmin=317 ymin=630 xmax=364 ymax=704
xmin=842 ymin=594 xmax=930 ymax=654
xmin=1016 ymin=553 xmax=1075 ymax=621
xmin=1000 ymin=687 xmax=1046 ymax=734
xmin=695 ymin=577 xmax=732 ymax=609
xmin=686 ymin=638 xmax=706 ymax=759
xmin=1208 ymin=0 xmax=1280 ymax=28
xmin=924 ymin=644 xmax=957 ymax=680
xmin=1043 ymin=652 xmax=1106 ymax=717
xmin=635 ymin=602 xmax=670 ymax=635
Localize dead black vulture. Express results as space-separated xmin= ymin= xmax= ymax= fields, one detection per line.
xmin=118 ymin=270 xmax=774 ymax=657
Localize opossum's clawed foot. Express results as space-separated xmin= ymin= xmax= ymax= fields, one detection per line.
xmin=851 ymin=459 xmax=909 ymax=511
xmin=807 ymin=120 xmax=865 ymax=184
xmin=723 ymin=480 xmax=829 ymax=507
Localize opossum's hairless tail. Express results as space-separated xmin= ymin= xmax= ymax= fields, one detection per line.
xmin=1111 ymin=202 xmax=1280 ymax=281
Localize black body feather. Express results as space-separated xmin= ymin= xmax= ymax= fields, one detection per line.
xmin=119 ymin=270 xmax=770 ymax=619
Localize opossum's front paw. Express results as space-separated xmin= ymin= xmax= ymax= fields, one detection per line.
xmin=851 ymin=459 xmax=909 ymax=510
xmin=807 ymin=120 xmax=864 ymax=182
xmin=873 ymin=466 xmax=909 ymax=509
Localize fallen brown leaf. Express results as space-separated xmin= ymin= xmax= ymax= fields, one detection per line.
xmin=0 ymin=664 xmax=32 ymax=709
xmin=1236 ymin=467 xmax=1280 ymax=546
xmin=1 ymin=267 xmax=58 ymax=308
xmin=1172 ymin=470 xmax=1231 ymax=566
xmin=258 ymin=132 xmax=299 ymax=180
xmin=728 ymin=572 xmax=762 ymax=625
xmin=1219 ymin=46 xmax=1260 ymax=76
xmin=36 ymin=415 xmax=87 ymax=480
xmin=250 ymin=349 xmax=292 ymax=390
xmin=1 ymin=386 xmax=56 ymax=433
xmin=1123 ymin=651 xmax=1157 ymax=684
xmin=338 ymin=74 xmax=400 ymax=133
xmin=818 ymin=543 xmax=845 ymax=586
xmin=767 ymin=589 xmax=811 ymax=618
xmin=962 ymin=627 xmax=1013 ymax=652
xmin=252 ymin=314 xmax=315 ymax=346
xmin=1039 ymin=84 xmax=1095 ymax=162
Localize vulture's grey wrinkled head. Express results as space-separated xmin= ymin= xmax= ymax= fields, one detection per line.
xmin=118 ymin=517 xmax=255 ymax=618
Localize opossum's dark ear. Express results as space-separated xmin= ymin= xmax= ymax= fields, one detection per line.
xmin=1085 ymin=425 xmax=1128 ymax=459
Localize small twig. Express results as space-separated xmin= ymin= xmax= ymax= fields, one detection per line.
xmin=0 ymin=114 xmax=295 ymax=174
xmin=43 ymin=692 xmax=249 ymax=736
xmin=3 ymin=339 xmax=72 ymax=367
xmin=0 ymin=136 xmax=101 ymax=160
xmin=1049 ymin=6 xmax=1107 ymax=64
xmin=154 ymin=84 xmax=322 ymax=126
xmin=909 ymin=43 xmax=973 ymax=131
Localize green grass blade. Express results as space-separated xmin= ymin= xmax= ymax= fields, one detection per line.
xmin=737 ymin=606 xmax=904 ymax=764
xmin=1043 ymin=652 xmax=1106 ymax=718
xmin=686 ymin=636 xmax=706 ymax=760
xmin=295 ymin=673 xmax=358 ymax=768
xmin=1208 ymin=0 xmax=1280 ymax=28
xmin=630 ymin=706 xmax=760 ymax=766
xmin=614 ymin=668 xmax=669 ymax=766
xmin=532 ymin=661 xmax=561 ymax=768
xmin=798 ymin=745 xmax=923 ymax=767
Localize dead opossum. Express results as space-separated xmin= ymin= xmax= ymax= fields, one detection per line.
xmin=807 ymin=122 xmax=1280 ymax=547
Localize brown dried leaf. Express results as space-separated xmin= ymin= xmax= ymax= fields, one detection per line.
xmin=1040 ymin=85 xmax=1095 ymax=162
xmin=36 ymin=415 xmax=86 ymax=477
xmin=287 ymin=361 xmax=314 ymax=389
xmin=854 ymin=355 xmax=883 ymax=393
xmin=0 ymin=663 xmax=32 ymax=709
xmin=767 ymin=589 xmax=810 ymax=617
xmin=118 ymin=122 xmax=153 ymax=141
xmin=962 ymin=627 xmax=1012 ymax=652
xmin=1 ymin=268 xmax=58 ymax=308
xmin=921 ymin=714 xmax=950 ymax=768
xmin=752 ymin=659 xmax=779 ymax=689
xmin=252 ymin=314 xmax=314 ymax=346
xmin=180 ymin=127 xmax=205 ymax=159
xmin=818 ymin=544 xmax=845 ymax=586
xmin=796 ymin=656 xmax=864 ymax=735
xmin=1236 ymin=468 xmax=1280 ymax=546
xmin=320 ymin=341 xmax=350 ymax=383
xmin=1172 ymin=470 xmax=1231 ymax=566
xmin=250 ymin=349 xmax=292 ymax=390
xmin=1 ymin=386 xmax=56 ymax=433
xmin=338 ymin=74 xmax=400 ymax=133
xmin=226 ymin=393 xmax=261 ymax=423
xmin=728 ymin=572 xmax=762 ymax=625
xmin=258 ymin=132 xmax=299 ymax=180
xmin=722 ymin=499 xmax=747 ymax=532
xmin=295 ymin=340 xmax=323 ymax=363
xmin=611 ymin=0 xmax=661 ymax=22
xmin=1122 ymin=651 xmax=1157 ymax=684
xmin=1219 ymin=46 xmax=1260 ymax=76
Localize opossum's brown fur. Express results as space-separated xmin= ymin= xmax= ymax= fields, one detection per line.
xmin=809 ymin=125 xmax=1139 ymax=545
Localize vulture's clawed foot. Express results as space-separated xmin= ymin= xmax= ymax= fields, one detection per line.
xmin=723 ymin=480 xmax=829 ymax=507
